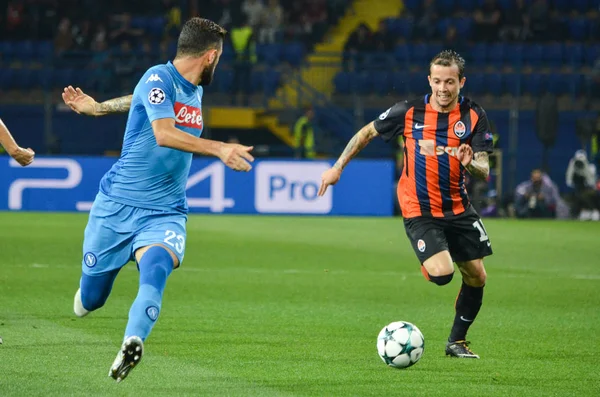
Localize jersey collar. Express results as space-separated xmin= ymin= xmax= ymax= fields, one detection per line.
xmin=166 ymin=61 xmax=197 ymax=93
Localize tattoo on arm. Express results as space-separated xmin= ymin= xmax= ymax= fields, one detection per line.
xmin=95 ymin=95 xmax=133 ymax=115
xmin=466 ymin=151 xmax=490 ymax=180
xmin=333 ymin=122 xmax=379 ymax=171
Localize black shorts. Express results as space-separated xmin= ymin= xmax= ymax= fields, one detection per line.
xmin=403 ymin=205 xmax=493 ymax=264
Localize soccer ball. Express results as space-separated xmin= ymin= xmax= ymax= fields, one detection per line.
xmin=377 ymin=321 xmax=424 ymax=369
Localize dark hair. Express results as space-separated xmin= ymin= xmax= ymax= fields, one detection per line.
xmin=430 ymin=50 xmax=466 ymax=79
xmin=176 ymin=17 xmax=227 ymax=58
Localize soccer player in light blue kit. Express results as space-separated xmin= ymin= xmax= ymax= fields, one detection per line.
xmin=61 ymin=18 xmax=254 ymax=382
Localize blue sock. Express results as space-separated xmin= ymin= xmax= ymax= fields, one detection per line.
xmin=124 ymin=246 xmax=173 ymax=342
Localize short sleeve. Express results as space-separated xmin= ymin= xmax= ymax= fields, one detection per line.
xmin=137 ymin=68 xmax=175 ymax=123
xmin=373 ymin=101 xmax=408 ymax=143
xmin=470 ymin=107 xmax=494 ymax=154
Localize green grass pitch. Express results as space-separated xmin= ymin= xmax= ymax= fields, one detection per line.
xmin=0 ymin=212 xmax=599 ymax=396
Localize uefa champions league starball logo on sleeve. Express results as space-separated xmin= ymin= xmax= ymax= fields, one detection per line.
xmin=148 ymin=88 xmax=166 ymax=105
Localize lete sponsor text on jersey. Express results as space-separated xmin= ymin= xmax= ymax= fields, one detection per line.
xmin=174 ymin=102 xmax=203 ymax=129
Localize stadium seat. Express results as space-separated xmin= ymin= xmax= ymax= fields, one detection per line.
xmin=546 ymin=73 xmax=568 ymax=95
xmin=572 ymin=0 xmax=590 ymax=13
xmin=552 ymin=0 xmax=571 ymax=12
xmin=371 ymin=71 xmax=392 ymax=96
xmin=214 ymin=67 xmax=233 ymax=93
xmin=505 ymin=44 xmax=524 ymax=68
xmin=436 ymin=18 xmax=452 ymax=37
xmin=393 ymin=44 xmax=410 ymax=66
xmin=584 ymin=44 xmax=600 ymax=66
xmin=334 ymin=71 xmax=351 ymax=94
xmin=52 ymin=69 xmax=75 ymax=89
xmin=257 ymin=43 xmax=281 ymax=65
xmin=464 ymin=72 xmax=485 ymax=96
xmin=436 ymin=0 xmax=456 ymax=14
xmin=402 ymin=0 xmax=420 ymax=13
xmin=408 ymin=71 xmax=429 ymax=94
xmin=411 ymin=43 xmax=430 ymax=64
xmin=454 ymin=17 xmax=473 ymax=37
xmin=503 ymin=73 xmax=521 ymax=96
xmin=283 ymin=42 xmax=304 ymax=66
xmin=469 ymin=43 xmax=487 ymax=67
xmin=568 ymin=18 xmax=588 ymax=41
xmin=0 ymin=68 xmax=14 ymax=89
xmin=522 ymin=73 xmax=543 ymax=96
xmin=263 ymin=69 xmax=281 ymax=95
xmin=389 ymin=18 xmax=414 ymax=39
xmin=523 ymin=44 xmax=544 ymax=68
xmin=543 ymin=43 xmax=564 ymax=68
xmin=487 ymin=43 xmax=507 ymax=66
xmin=36 ymin=41 xmax=54 ymax=62
xmin=484 ymin=73 xmax=503 ymax=95
xmin=569 ymin=73 xmax=584 ymax=96
xmin=564 ymin=43 xmax=584 ymax=68
xmin=392 ymin=72 xmax=410 ymax=95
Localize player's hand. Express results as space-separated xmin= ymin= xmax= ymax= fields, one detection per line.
xmin=62 ymin=86 xmax=98 ymax=116
xmin=9 ymin=146 xmax=35 ymax=166
xmin=318 ymin=167 xmax=341 ymax=196
xmin=219 ymin=143 xmax=254 ymax=171
xmin=457 ymin=144 xmax=473 ymax=167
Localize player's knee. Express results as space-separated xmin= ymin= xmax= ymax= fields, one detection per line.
xmin=428 ymin=271 xmax=454 ymax=286
xmin=80 ymin=286 xmax=109 ymax=311
xmin=138 ymin=246 xmax=174 ymax=289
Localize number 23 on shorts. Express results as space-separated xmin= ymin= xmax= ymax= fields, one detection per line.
xmin=163 ymin=230 xmax=185 ymax=254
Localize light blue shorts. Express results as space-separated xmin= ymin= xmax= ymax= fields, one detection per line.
xmin=81 ymin=193 xmax=187 ymax=276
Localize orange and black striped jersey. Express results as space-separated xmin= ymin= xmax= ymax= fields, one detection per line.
xmin=373 ymin=95 xmax=494 ymax=219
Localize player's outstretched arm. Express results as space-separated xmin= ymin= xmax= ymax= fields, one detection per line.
xmin=458 ymin=144 xmax=490 ymax=180
xmin=318 ymin=121 xmax=379 ymax=196
xmin=0 ymin=118 xmax=35 ymax=166
xmin=62 ymin=86 xmax=132 ymax=116
xmin=151 ymin=118 xmax=254 ymax=171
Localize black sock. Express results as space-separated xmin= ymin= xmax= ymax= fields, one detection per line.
xmin=448 ymin=281 xmax=484 ymax=342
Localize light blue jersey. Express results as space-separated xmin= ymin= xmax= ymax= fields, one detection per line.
xmin=100 ymin=61 xmax=205 ymax=214
xmin=82 ymin=62 xmax=202 ymax=274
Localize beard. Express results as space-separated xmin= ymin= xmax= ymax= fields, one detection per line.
xmin=199 ymin=59 xmax=217 ymax=86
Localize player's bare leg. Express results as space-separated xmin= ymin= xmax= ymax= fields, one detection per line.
xmin=421 ymin=250 xmax=455 ymax=285
xmin=108 ymin=244 xmax=178 ymax=382
xmin=446 ymin=259 xmax=487 ymax=359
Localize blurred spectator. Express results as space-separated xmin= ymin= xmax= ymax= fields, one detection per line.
xmin=72 ymin=19 xmax=93 ymax=51
xmin=231 ymin=17 xmax=256 ymax=106
xmin=499 ymin=0 xmax=530 ymax=41
xmin=109 ymin=13 xmax=143 ymax=45
xmin=528 ymin=0 xmax=550 ymax=41
xmin=473 ymin=0 xmax=503 ymax=42
xmin=89 ymin=39 xmax=112 ymax=93
xmin=414 ymin=0 xmax=439 ymax=40
xmin=114 ymin=40 xmax=137 ymax=92
xmin=54 ymin=17 xmax=74 ymax=57
xmin=242 ymin=0 xmax=264 ymax=30
xmin=293 ymin=106 xmax=316 ymax=159
xmin=342 ymin=23 xmax=372 ymax=71
xmin=163 ymin=0 xmax=182 ymax=38
xmin=372 ymin=19 xmax=395 ymax=52
xmin=303 ymin=0 xmax=328 ymax=45
xmin=514 ymin=169 xmax=560 ymax=218
xmin=259 ymin=0 xmax=283 ymax=44
xmin=443 ymin=25 xmax=466 ymax=55
xmin=565 ymin=150 xmax=600 ymax=220
xmin=5 ymin=0 xmax=27 ymax=39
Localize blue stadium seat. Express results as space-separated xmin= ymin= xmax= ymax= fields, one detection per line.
xmin=505 ymin=44 xmax=525 ymax=68
xmin=552 ymin=0 xmax=571 ymax=12
xmin=402 ymin=0 xmax=420 ymax=13
xmin=543 ymin=43 xmax=564 ymax=68
xmin=547 ymin=73 xmax=569 ymax=95
xmin=393 ymin=44 xmax=410 ymax=65
xmin=14 ymin=40 xmax=36 ymax=62
xmin=0 ymin=68 xmax=14 ymax=89
xmin=221 ymin=44 xmax=235 ymax=64
xmin=454 ymin=17 xmax=473 ymax=36
xmin=257 ymin=43 xmax=281 ymax=65
xmin=568 ymin=18 xmax=588 ymax=41
xmin=503 ymin=73 xmax=521 ymax=96
xmin=487 ymin=43 xmax=507 ymax=66
xmin=52 ymin=69 xmax=75 ymax=89
xmin=436 ymin=18 xmax=452 ymax=37
xmin=392 ymin=72 xmax=409 ymax=95
xmin=214 ymin=67 xmax=233 ymax=93
xmin=250 ymin=70 xmax=264 ymax=94
xmin=334 ymin=72 xmax=351 ymax=94
xmin=484 ymin=74 xmax=503 ymax=95
xmin=469 ymin=43 xmax=487 ymax=67
xmin=522 ymin=73 xmax=543 ymax=96
xmin=584 ymin=44 xmax=600 ymax=66
xmin=371 ymin=71 xmax=392 ymax=96
xmin=411 ymin=43 xmax=430 ymax=64
xmin=408 ymin=71 xmax=429 ymax=94
xmin=523 ymin=44 xmax=544 ymax=67
xmin=35 ymin=41 xmax=53 ymax=61
xmin=465 ymin=72 xmax=485 ymax=96
xmin=564 ymin=43 xmax=584 ymax=67
xmin=390 ymin=18 xmax=414 ymax=39
xmin=569 ymin=73 xmax=584 ymax=96
xmin=283 ymin=42 xmax=304 ymax=66
xmin=147 ymin=17 xmax=166 ymax=37
xmin=263 ymin=69 xmax=281 ymax=95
